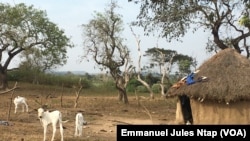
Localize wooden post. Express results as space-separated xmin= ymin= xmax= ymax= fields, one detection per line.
xmin=7 ymin=82 xmax=18 ymax=121
xmin=60 ymin=84 xmax=64 ymax=108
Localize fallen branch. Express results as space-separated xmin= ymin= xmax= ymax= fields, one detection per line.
xmin=0 ymin=82 xmax=19 ymax=95
xmin=134 ymin=90 xmax=153 ymax=122
xmin=85 ymin=112 xmax=104 ymax=116
xmin=141 ymin=103 xmax=153 ymax=121
xmin=108 ymin=119 xmax=132 ymax=125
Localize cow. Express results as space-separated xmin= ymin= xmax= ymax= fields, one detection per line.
xmin=75 ymin=112 xmax=87 ymax=137
xmin=13 ymin=96 xmax=29 ymax=114
xmin=37 ymin=107 xmax=68 ymax=141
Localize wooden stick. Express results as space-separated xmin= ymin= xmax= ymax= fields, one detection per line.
xmin=7 ymin=82 xmax=18 ymax=121
xmin=107 ymin=119 xmax=132 ymax=125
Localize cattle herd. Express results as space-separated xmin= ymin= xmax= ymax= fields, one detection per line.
xmin=12 ymin=96 xmax=87 ymax=141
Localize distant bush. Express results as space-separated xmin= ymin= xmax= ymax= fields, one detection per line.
xmin=152 ymin=84 xmax=161 ymax=93
xmin=92 ymin=80 xmax=116 ymax=92
xmin=126 ymin=78 xmax=142 ymax=92
xmin=136 ymin=85 xmax=148 ymax=93
xmin=8 ymin=70 xmax=92 ymax=88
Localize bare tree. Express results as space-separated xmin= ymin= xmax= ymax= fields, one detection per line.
xmin=130 ymin=26 xmax=154 ymax=99
xmin=74 ymin=78 xmax=83 ymax=108
xmin=82 ymin=1 xmax=133 ymax=104
xmin=154 ymin=46 xmax=176 ymax=97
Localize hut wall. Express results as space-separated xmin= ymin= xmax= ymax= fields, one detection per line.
xmin=190 ymin=99 xmax=250 ymax=124
xmin=175 ymin=99 xmax=185 ymax=124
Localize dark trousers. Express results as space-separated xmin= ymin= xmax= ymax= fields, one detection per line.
xmin=179 ymin=95 xmax=193 ymax=124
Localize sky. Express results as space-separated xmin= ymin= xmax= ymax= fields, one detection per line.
xmin=1 ymin=0 xmax=213 ymax=74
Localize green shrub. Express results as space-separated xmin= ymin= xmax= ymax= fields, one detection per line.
xmin=136 ymin=85 xmax=148 ymax=93
xmin=152 ymin=84 xmax=161 ymax=93
xmin=126 ymin=78 xmax=142 ymax=92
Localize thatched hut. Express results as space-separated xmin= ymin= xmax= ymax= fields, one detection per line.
xmin=167 ymin=48 xmax=250 ymax=124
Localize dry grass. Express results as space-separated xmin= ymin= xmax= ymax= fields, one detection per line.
xmin=0 ymin=82 xmax=176 ymax=141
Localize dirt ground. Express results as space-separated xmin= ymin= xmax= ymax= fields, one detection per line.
xmin=0 ymin=92 xmax=177 ymax=141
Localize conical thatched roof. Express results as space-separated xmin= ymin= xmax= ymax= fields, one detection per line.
xmin=167 ymin=48 xmax=250 ymax=103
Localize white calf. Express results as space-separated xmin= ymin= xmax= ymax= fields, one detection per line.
xmin=13 ymin=96 xmax=29 ymax=113
xmin=75 ymin=112 xmax=87 ymax=137
xmin=37 ymin=108 xmax=68 ymax=141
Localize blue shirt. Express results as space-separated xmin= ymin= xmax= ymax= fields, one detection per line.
xmin=186 ymin=72 xmax=196 ymax=85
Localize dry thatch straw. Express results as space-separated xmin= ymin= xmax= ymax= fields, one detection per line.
xmin=167 ymin=48 xmax=250 ymax=103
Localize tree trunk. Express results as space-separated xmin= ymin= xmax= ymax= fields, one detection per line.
xmin=118 ymin=91 xmax=123 ymax=101
xmin=117 ymin=86 xmax=129 ymax=104
xmin=137 ymin=76 xmax=154 ymax=99
xmin=121 ymin=88 xmax=129 ymax=104
xmin=74 ymin=78 xmax=83 ymax=108
xmin=212 ymin=24 xmax=228 ymax=50
xmin=0 ymin=70 xmax=8 ymax=90
xmin=130 ymin=26 xmax=154 ymax=99
xmin=115 ymin=75 xmax=129 ymax=104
